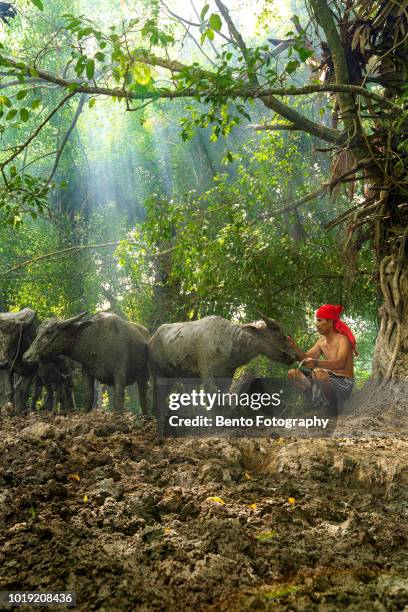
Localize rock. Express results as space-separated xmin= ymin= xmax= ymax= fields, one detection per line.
xmin=19 ymin=422 xmax=56 ymax=441
xmin=157 ymin=488 xmax=185 ymax=513
xmin=198 ymin=461 xmax=233 ymax=483
xmin=89 ymin=478 xmax=124 ymax=503
xmin=127 ymin=489 xmax=161 ymax=522
xmin=1 ymin=402 xmax=14 ymax=416
xmin=141 ymin=526 xmax=163 ymax=542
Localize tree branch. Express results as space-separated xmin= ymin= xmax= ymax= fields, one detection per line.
xmin=46 ymin=93 xmax=86 ymax=185
xmin=0 ymin=92 xmax=76 ymax=170
xmin=160 ymin=0 xmax=233 ymax=45
xmin=272 ymin=157 xmax=374 ymax=214
xmin=1 ymin=54 xmax=398 ymax=110
xmin=213 ymin=0 xmax=248 ymax=57
xmin=273 ymin=183 xmax=330 ymax=214
xmin=1 ymin=242 xmax=175 ymax=276
xmin=250 ymin=123 xmax=300 ymax=132
xmin=255 ymin=84 xmax=399 ymax=112
xmin=260 ymin=94 xmax=339 ymax=143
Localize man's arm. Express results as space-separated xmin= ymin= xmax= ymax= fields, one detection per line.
xmin=304 ymin=336 xmax=350 ymax=369
xmin=288 ymin=337 xmax=322 ymax=361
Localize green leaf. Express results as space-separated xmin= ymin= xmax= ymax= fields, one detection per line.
xmin=6 ymin=109 xmax=17 ymax=121
xmin=89 ymin=98 xmax=96 ymax=108
xmin=200 ymin=3 xmax=209 ymax=20
xmin=95 ymin=51 xmax=105 ymax=62
xmin=131 ymin=63 xmax=151 ymax=85
xmin=16 ymin=90 xmax=28 ymax=100
xmin=286 ymin=60 xmax=300 ymax=74
xmin=0 ymin=95 xmax=11 ymax=107
xmin=207 ymin=28 xmax=214 ymax=41
xmin=30 ymin=0 xmax=44 ymax=10
xmin=77 ymin=27 xmax=93 ymax=39
xmin=66 ymin=82 xmax=80 ymax=92
xmin=86 ymin=59 xmax=95 ymax=80
xmin=20 ymin=108 xmax=29 ymax=122
xmin=209 ymin=14 xmax=222 ymax=32
xmin=75 ymin=56 xmax=86 ymax=76
xmin=297 ymin=47 xmax=314 ymax=62
xmin=31 ymin=99 xmax=41 ymax=109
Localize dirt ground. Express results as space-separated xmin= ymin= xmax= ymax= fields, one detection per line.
xmin=0 ymin=408 xmax=408 ymax=611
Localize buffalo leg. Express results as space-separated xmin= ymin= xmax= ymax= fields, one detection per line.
xmin=14 ymin=374 xmax=34 ymax=414
xmin=151 ymin=370 xmax=171 ymax=420
xmin=30 ymin=375 xmax=43 ymax=411
xmin=107 ymin=386 xmax=114 ymax=411
xmin=137 ymin=372 xmax=149 ymax=416
xmin=61 ymin=383 xmax=76 ymax=412
xmin=43 ymin=385 xmax=55 ymax=411
xmin=152 ymin=376 xmax=158 ymax=418
xmin=83 ymin=370 xmax=95 ymax=413
xmin=0 ymin=370 xmax=13 ymax=404
xmin=113 ymin=375 xmax=125 ymax=412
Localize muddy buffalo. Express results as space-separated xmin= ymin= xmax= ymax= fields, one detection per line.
xmin=0 ymin=308 xmax=76 ymax=413
xmin=24 ymin=311 xmax=150 ymax=414
xmin=148 ymin=314 xmax=296 ymax=413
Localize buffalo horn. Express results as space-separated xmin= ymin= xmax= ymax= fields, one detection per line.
xmin=57 ymin=311 xmax=88 ymax=329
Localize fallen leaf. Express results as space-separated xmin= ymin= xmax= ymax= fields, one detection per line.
xmin=255 ymin=530 xmax=277 ymax=542
xmin=68 ymin=473 xmax=80 ymax=482
xmin=205 ymin=496 xmax=225 ymax=505
xmin=164 ymin=527 xmax=177 ymax=536
xmin=244 ymin=471 xmax=253 ymax=480
xmin=83 ymin=495 xmax=89 ymax=503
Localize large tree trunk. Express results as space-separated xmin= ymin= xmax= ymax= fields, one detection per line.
xmin=372 ymin=245 xmax=408 ymax=381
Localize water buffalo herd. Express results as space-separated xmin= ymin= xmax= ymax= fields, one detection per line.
xmin=0 ymin=309 xmax=296 ymax=415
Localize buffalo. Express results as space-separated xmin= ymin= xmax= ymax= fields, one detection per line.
xmin=0 ymin=308 xmax=76 ymax=413
xmin=148 ymin=314 xmax=296 ymax=413
xmin=24 ymin=311 xmax=150 ymax=414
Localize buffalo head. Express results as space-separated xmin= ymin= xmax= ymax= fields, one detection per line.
xmin=23 ymin=311 xmax=89 ymax=363
xmin=242 ymin=314 xmax=297 ymax=365
xmin=0 ymin=308 xmax=37 ymax=368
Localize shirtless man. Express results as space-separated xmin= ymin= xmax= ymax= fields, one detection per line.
xmin=287 ymin=304 xmax=357 ymax=410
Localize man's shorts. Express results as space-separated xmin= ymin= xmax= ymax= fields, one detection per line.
xmin=328 ymin=372 xmax=354 ymax=404
xmin=300 ymin=367 xmax=354 ymax=410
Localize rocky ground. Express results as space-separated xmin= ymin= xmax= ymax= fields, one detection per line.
xmin=0 ymin=411 xmax=408 ymax=611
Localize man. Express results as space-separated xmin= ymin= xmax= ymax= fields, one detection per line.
xmin=287 ymin=304 xmax=357 ymax=412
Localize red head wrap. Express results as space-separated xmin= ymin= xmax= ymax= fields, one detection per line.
xmin=315 ymin=304 xmax=358 ymax=355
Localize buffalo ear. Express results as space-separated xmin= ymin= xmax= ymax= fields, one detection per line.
xmin=256 ymin=311 xmax=281 ymax=331
xmin=241 ymin=324 xmax=260 ymax=334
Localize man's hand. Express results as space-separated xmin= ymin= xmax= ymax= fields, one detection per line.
xmin=287 ymin=335 xmax=296 ymax=348
xmin=303 ymin=358 xmax=318 ymax=368
xmin=287 ymin=336 xmax=307 ymax=361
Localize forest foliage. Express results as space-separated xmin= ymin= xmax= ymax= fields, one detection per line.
xmin=0 ymin=0 xmax=387 ymax=378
